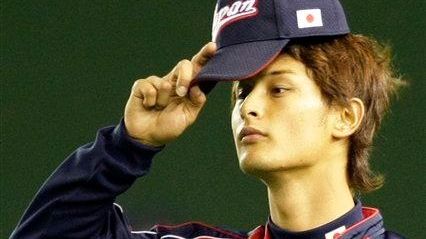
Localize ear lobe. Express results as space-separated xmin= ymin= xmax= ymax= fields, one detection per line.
xmin=332 ymin=98 xmax=365 ymax=139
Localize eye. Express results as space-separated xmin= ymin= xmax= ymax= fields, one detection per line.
xmin=271 ymin=86 xmax=287 ymax=96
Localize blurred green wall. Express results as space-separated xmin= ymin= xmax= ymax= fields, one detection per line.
xmin=2 ymin=1 xmax=424 ymax=238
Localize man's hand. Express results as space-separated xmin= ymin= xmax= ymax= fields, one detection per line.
xmin=124 ymin=42 xmax=217 ymax=147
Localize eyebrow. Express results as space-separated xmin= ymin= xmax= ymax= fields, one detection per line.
xmin=235 ymin=69 xmax=296 ymax=89
xmin=257 ymin=69 xmax=295 ymax=78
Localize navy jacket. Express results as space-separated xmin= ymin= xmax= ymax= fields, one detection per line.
xmin=10 ymin=122 xmax=404 ymax=239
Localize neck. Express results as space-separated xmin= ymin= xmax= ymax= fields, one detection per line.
xmin=264 ymin=158 xmax=354 ymax=232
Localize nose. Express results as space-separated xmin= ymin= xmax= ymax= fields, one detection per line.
xmin=239 ymin=89 xmax=264 ymax=120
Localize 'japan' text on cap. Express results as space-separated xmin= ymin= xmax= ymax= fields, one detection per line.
xmin=194 ymin=0 xmax=350 ymax=93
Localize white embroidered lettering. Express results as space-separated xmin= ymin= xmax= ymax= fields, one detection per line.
xmin=241 ymin=0 xmax=256 ymax=13
xmin=228 ymin=2 xmax=242 ymax=16
xmin=218 ymin=6 xmax=229 ymax=20
xmin=212 ymin=0 xmax=258 ymax=41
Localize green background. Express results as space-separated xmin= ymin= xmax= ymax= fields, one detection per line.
xmin=2 ymin=1 xmax=425 ymax=238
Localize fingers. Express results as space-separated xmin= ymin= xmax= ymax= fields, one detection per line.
xmin=131 ymin=76 xmax=175 ymax=110
xmin=131 ymin=76 xmax=206 ymax=112
xmin=174 ymin=59 xmax=193 ymax=97
xmin=191 ymin=42 xmax=217 ymax=71
xmin=132 ymin=77 xmax=158 ymax=108
xmin=165 ymin=42 xmax=217 ymax=97
xmin=156 ymin=80 xmax=173 ymax=108
xmin=188 ymin=85 xmax=206 ymax=107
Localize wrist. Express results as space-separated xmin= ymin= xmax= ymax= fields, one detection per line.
xmin=131 ymin=136 xmax=164 ymax=148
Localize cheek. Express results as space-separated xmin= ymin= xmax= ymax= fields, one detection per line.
xmin=231 ymin=106 xmax=241 ymax=144
xmin=297 ymin=95 xmax=327 ymax=123
xmin=275 ymin=98 xmax=328 ymax=143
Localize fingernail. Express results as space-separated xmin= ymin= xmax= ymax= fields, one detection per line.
xmin=176 ymin=86 xmax=187 ymax=96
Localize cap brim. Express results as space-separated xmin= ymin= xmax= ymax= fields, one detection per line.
xmin=194 ymin=39 xmax=290 ymax=94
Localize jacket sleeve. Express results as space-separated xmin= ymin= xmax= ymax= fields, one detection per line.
xmin=10 ymin=120 xmax=163 ymax=239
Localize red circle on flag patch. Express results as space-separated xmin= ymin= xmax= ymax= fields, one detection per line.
xmin=306 ymin=14 xmax=314 ymax=23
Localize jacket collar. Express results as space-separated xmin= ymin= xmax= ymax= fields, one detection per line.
xmin=248 ymin=207 xmax=385 ymax=239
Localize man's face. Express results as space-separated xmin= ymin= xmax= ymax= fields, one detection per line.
xmin=231 ymin=54 xmax=336 ymax=176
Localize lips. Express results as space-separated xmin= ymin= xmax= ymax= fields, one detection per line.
xmin=238 ymin=126 xmax=267 ymax=142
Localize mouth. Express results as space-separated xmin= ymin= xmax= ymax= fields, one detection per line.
xmin=238 ymin=126 xmax=267 ymax=143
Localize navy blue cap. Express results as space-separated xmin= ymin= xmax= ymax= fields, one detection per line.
xmin=194 ymin=0 xmax=350 ymax=93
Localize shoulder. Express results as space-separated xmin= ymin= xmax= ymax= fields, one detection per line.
xmin=147 ymin=221 xmax=248 ymax=239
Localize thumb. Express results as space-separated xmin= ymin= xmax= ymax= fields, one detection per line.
xmin=187 ymin=85 xmax=207 ymax=111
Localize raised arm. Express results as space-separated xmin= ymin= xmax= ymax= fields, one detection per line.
xmin=10 ymin=43 xmax=216 ymax=239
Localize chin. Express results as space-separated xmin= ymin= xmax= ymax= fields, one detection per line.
xmin=238 ymin=150 xmax=312 ymax=177
xmin=238 ymin=153 xmax=276 ymax=176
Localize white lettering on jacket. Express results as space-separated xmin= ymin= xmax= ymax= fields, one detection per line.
xmin=212 ymin=0 xmax=258 ymax=41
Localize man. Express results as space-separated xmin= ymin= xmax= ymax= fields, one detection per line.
xmin=11 ymin=0 xmax=405 ymax=238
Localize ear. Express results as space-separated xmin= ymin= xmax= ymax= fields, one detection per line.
xmin=332 ymin=98 xmax=365 ymax=139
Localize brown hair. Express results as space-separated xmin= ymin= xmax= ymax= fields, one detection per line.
xmin=231 ymin=34 xmax=405 ymax=193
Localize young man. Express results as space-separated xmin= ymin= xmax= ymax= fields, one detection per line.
xmin=11 ymin=0 xmax=405 ymax=238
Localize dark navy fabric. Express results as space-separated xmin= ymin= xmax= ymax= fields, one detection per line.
xmin=196 ymin=39 xmax=289 ymax=93
xmin=215 ymin=0 xmax=280 ymax=47
xmin=10 ymin=121 xmax=404 ymax=239
xmin=196 ymin=0 xmax=350 ymax=93
xmin=268 ymin=201 xmax=363 ymax=239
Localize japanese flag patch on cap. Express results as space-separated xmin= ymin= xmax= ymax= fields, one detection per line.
xmin=195 ymin=0 xmax=350 ymax=94
xmin=296 ymin=9 xmax=323 ymax=28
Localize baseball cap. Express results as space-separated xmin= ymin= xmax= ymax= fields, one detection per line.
xmin=193 ymin=0 xmax=350 ymax=93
